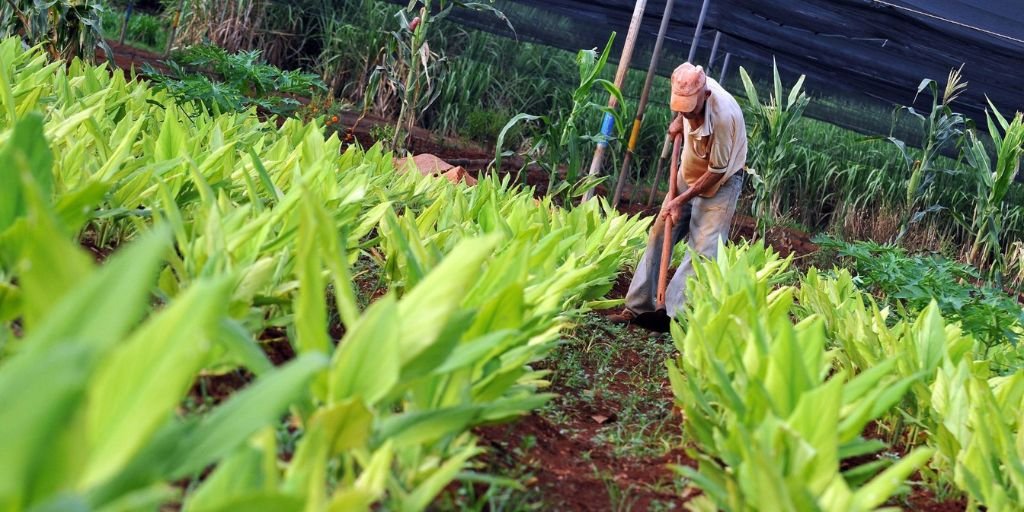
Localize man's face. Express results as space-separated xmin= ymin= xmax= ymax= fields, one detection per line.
xmin=680 ymin=89 xmax=710 ymax=120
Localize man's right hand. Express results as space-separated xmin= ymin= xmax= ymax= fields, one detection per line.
xmin=668 ymin=114 xmax=685 ymax=138
xmin=659 ymin=197 xmax=684 ymax=225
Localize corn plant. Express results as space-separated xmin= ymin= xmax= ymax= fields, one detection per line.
xmin=962 ymin=102 xmax=1024 ymax=279
xmin=879 ymin=67 xmax=967 ymax=242
xmin=0 ymin=0 xmax=112 ymax=63
xmin=494 ymin=33 xmax=627 ymax=201
xmin=1007 ymin=241 xmax=1024 ymax=290
xmin=739 ymin=60 xmax=809 ymax=237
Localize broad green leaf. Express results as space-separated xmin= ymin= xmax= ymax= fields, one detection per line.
xmin=184 ymin=429 xmax=280 ymax=512
xmin=312 ymin=399 xmax=373 ymax=455
xmin=400 ymin=309 xmax=475 ymax=382
xmin=430 ymin=330 xmax=516 ymax=375
xmin=851 ymin=447 xmax=933 ymax=510
xmin=16 ymin=167 xmax=94 ymax=331
xmin=82 ymin=278 xmax=234 ymax=487
xmin=374 ymin=406 xmax=481 ymax=449
xmin=22 ymin=227 xmax=169 ymax=352
xmin=182 ymin=493 xmax=304 ymax=512
xmin=166 ymin=353 xmax=327 ymax=478
xmin=396 ymin=236 xmax=499 ymax=364
xmin=211 ymin=319 xmax=274 ymax=377
xmin=0 ymin=114 xmax=53 ymax=232
xmin=294 ymin=195 xmax=330 ymax=357
xmin=401 ymin=447 xmax=481 ymax=512
xmin=788 ymin=373 xmax=842 ymax=493
xmin=329 ymin=295 xmax=399 ymax=406
xmin=0 ymin=344 xmax=93 ymax=511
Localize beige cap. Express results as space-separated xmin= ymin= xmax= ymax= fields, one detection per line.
xmin=670 ymin=63 xmax=707 ymax=113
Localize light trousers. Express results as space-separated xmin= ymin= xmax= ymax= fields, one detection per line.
xmin=624 ymin=172 xmax=743 ymax=318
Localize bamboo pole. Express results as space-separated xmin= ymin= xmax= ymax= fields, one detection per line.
xmin=708 ymin=31 xmax=722 ymax=69
xmin=687 ymin=0 xmax=712 ymax=63
xmin=581 ymin=0 xmax=647 ymax=202
xmin=164 ymin=0 xmax=186 ymax=57
xmin=119 ymin=2 xmax=135 ymax=45
xmin=720 ymin=52 xmax=732 ymax=82
xmin=611 ymin=0 xmax=674 ymax=209
xmin=646 ymin=133 xmax=673 ymax=207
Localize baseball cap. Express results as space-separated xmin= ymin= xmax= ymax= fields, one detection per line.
xmin=671 ymin=63 xmax=707 ymax=113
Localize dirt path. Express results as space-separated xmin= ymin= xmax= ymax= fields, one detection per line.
xmin=467 ymin=284 xmax=699 ymax=510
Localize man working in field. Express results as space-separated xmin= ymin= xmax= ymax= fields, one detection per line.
xmin=609 ymin=62 xmax=747 ymax=325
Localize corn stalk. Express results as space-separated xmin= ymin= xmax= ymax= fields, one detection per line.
xmin=0 ymin=0 xmax=112 ymax=63
xmin=963 ymin=101 xmax=1024 ymax=280
xmin=879 ymin=67 xmax=967 ymax=242
xmin=739 ymin=59 xmax=809 ymax=238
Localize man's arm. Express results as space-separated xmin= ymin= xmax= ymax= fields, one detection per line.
xmin=671 ymin=170 xmax=718 ymax=205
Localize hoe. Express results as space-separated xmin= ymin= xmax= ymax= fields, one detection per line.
xmin=656 ymin=131 xmax=683 ymax=311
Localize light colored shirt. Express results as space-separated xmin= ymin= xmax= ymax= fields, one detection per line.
xmin=679 ymin=77 xmax=747 ymax=197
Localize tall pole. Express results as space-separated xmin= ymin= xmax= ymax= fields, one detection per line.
xmin=708 ymin=31 xmax=722 ymax=69
xmin=611 ymin=0 xmax=674 ymax=208
xmin=582 ymin=0 xmax=647 ymax=202
xmin=164 ymin=0 xmax=186 ymax=57
xmin=687 ymin=0 xmax=712 ymax=63
xmin=645 ymin=0 xmax=714 ymax=208
xmin=119 ymin=2 xmax=135 ymax=45
xmin=719 ymin=52 xmax=732 ymax=83
xmin=646 ymin=133 xmax=674 ymax=207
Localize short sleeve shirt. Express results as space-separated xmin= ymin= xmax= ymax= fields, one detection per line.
xmin=679 ymin=77 xmax=748 ymax=197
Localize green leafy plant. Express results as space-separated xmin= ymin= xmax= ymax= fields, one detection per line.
xmin=0 ymin=38 xmax=651 ymax=511
xmin=739 ymin=59 xmax=810 ymax=237
xmin=962 ymin=102 xmax=1024 ymax=279
xmin=463 ymin=108 xmax=509 ymax=144
xmin=0 ymin=0 xmax=113 ymax=62
xmin=0 ymin=113 xmax=325 ymax=511
xmin=815 ymin=236 xmax=1024 ymax=352
xmin=799 ymin=263 xmax=1024 ymax=509
xmin=668 ymin=242 xmax=933 ymax=511
xmin=143 ymin=43 xmax=326 ymax=118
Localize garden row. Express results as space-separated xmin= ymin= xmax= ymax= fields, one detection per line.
xmin=0 ymin=39 xmax=650 ymax=511
xmin=669 ymin=242 xmax=1023 ymax=511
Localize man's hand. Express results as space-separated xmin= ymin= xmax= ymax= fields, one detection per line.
xmin=659 ymin=194 xmax=687 ymax=225
xmin=668 ymin=113 xmax=685 ymax=138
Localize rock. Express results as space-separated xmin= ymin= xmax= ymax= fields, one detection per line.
xmin=394 ymin=153 xmax=477 ymax=186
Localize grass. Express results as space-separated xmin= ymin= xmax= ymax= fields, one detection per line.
xmin=430 ymin=309 xmax=690 ymax=510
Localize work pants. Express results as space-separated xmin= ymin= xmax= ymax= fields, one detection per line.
xmin=624 ymin=172 xmax=743 ymax=318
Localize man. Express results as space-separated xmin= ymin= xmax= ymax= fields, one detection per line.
xmin=609 ymin=62 xmax=747 ymax=325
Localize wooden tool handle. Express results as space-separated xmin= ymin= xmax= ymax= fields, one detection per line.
xmin=656 ymin=132 xmax=683 ymax=309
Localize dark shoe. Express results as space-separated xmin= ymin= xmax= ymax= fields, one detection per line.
xmin=633 ymin=310 xmax=672 ymax=333
xmin=606 ymin=309 xmax=638 ymax=324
